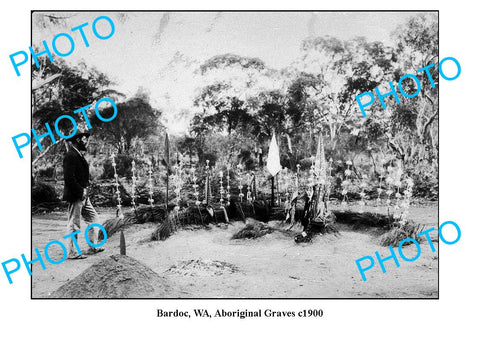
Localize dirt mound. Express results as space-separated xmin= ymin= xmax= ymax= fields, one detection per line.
xmin=165 ymin=259 xmax=240 ymax=277
xmin=50 ymin=255 xmax=173 ymax=298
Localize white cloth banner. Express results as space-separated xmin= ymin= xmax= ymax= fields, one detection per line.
xmin=266 ymin=132 xmax=282 ymax=177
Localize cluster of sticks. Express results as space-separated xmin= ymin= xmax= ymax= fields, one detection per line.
xmin=105 ymin=133 xmax=416 ymax=242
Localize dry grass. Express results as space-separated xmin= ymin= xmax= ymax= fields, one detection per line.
xmin=378 ymin=222 xmax=424 ymax=247
xmin=151 ymin=215 xmax=176 ymax=241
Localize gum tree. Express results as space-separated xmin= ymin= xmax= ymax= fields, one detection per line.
xmin=32 ymin=58 xmax=123 ymax=166
xmin=294 ymin=36 xmax=395 ymax=151
xmin=390 ymin=13 xmax=439 ymax=161
xmin=91 ymin=90 xmax=162 ymax=154
xmin=191 ymin=54 xmax=274 ymax=162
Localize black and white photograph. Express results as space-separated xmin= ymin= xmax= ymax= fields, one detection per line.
xmin=30 ymin=11 xmax=439 ymax=299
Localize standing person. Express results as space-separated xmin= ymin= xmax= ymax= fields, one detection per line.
xmin=63 ymin=132 xmax=104 ymax=259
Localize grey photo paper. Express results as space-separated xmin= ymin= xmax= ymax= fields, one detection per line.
xmin=0 ymin=2 xmax=476 ymax=340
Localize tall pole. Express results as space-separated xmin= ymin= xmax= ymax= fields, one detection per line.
xmin=276 ymin=173 xmax=280 ymax=205
xmin=166 ymin=175 xmax=169 ymax=210
xmin=271 ymin=175 xmax=275 ymax=207
xmin=164 ymin=133 xmax=170 ymax=210
xmin=131 ymin=160 xmax=137 ymax=214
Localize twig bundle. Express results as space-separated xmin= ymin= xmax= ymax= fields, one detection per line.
xmin=378 ymin=222 xmax=424 ymax=247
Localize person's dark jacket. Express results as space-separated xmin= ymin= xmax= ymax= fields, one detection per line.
xmin=63 ymin=148 xmax=90 ymax=202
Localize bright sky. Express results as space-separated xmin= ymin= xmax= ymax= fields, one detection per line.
xmin=32 ymin=11 xmax=428 ymax=134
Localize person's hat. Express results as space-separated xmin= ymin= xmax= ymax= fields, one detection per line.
xmin=69 ymin=132 xmax=91 ymax=142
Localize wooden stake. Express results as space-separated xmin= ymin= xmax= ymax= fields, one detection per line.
xmin=120 ymin=231 xmax=126 ymax=255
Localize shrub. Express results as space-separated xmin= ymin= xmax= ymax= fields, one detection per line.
xmin=37 ymin=166 xmax=56 ymax=178
xmin=32 ymin=181 xmax=59 ymax=204
xmin=411 ymin=171 xmax=438 ymax=200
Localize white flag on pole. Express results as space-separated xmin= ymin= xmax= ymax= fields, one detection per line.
xmin=266 ymin=132 xmax=282 ymax=177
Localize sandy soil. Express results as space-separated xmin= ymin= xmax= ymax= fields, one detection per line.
xmin=32 ymin=203 xmax=438 ymax=298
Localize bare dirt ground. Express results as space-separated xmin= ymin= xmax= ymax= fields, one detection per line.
xmin=32 ymin=202 xmax=438 ymax=298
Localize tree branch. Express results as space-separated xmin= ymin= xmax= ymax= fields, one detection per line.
xmin=32 ymin=139 xmax=65 ymax=166
xmin=421 ymin=110 xmax=438 ymax=143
